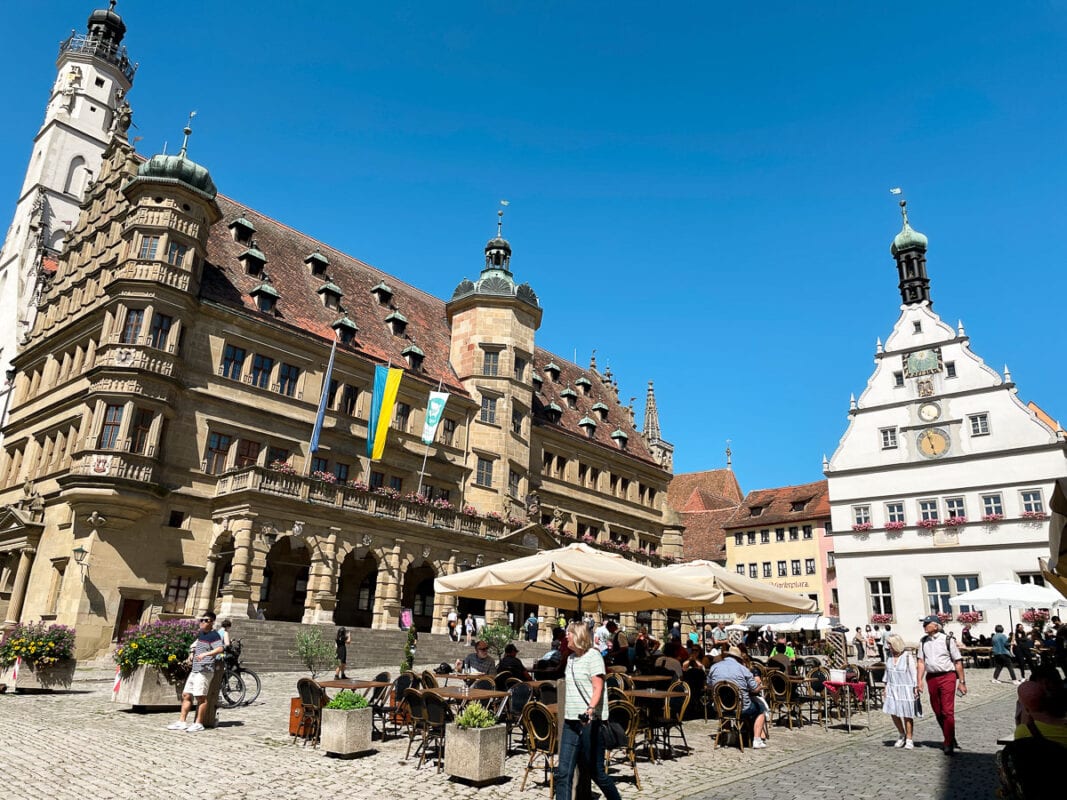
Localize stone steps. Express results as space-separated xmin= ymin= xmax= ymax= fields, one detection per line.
xmin=226 ymin=620 xmax=475 ymax=674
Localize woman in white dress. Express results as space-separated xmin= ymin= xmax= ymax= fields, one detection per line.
xmin=882 ymin=633 xmax=918 ymax=749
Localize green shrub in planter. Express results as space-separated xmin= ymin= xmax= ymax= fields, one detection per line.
xmin=455 ymin=701 xmax=497 ymax=729
xmin=326 ymin=690 xmax=370 ymax=710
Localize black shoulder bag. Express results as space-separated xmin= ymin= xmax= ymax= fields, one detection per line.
xmin=570 ymin=661 xmax=628 ymax=750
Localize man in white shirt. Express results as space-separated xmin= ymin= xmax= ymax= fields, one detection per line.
xmin=915 ymin=615 xmax=967 ymax=754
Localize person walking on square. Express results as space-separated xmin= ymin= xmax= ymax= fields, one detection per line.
xmin=916 ymin=614 xmax=967 ymax=754
xmin=464 ymin=614 xmax=475 ymax=646
xmin=991 ymin=624 xmax=1021 ymax=684
xmin=882 ymin=634 xmax=917 ymax=749
xmin=853 ymin=627 xmax=865 ymax=661
xmin=334 ymin=626 xmax=351 ymax=680
xmin=167 ymin=612 xmax=224 ymax=732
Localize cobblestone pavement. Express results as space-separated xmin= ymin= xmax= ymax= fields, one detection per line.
xmin=1 ymin=664 xmax=1016 ymax=800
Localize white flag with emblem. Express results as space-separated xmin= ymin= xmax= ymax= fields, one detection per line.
xmin=421 ymin=392 xmax=450 ymax=445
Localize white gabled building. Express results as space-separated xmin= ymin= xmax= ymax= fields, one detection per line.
xmin=826 ymin=202 xmax=1067 ymax=636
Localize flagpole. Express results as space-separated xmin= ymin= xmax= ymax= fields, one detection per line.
xmin=416 ymin=379 xmax=444 ymax=497
xmin=307 ymin=340 xmax=338 ymax=476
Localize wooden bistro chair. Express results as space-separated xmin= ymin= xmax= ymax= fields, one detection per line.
xmin=766 ymin=671 xmax=805 ymax=730
xmin=420 ymin=669 xmax=440 ymax=690
xmin=419 ymin=690 xmax=450 ymax=772
xmin=711 ymin=682 xmax=749 ymax=752
xmin=402 ymin=688 xmax=428 ymax=762
xmin=501 ymin=682 xmax=534 ymax=753
xmin=536 ymin=681 xmax=558 ymax=706
xmin=520 ymin=701 xmax=557 ymax=795
xmin=648 ymin=679 xmax=690 ymax=758
xmin=606 ymin=699 xmax=642 ymax=790
xmin=374 ymin=671 xmax=415 ymax=739
xmin=293 ymin=677 xmax=326 ymax=747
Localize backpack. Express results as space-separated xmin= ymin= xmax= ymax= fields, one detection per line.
xmin=997 ymin=720 xmax=1066 ymax=799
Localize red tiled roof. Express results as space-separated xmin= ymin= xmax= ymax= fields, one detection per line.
xmin=200 ymin=196 xmax=468 ymax=394
xmin=680 ymin=506 xmax=738 ymax=562
xmin=723 ymin=479 xmax=830 ymax=529
xmin=666 ymin=469 xmax=743 ymax=512
xmin=531 ymin=350 xmax=658 ymax=466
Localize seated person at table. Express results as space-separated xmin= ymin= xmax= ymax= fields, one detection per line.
xmin=655 ymin=654 xmax=684 ymax=678
xmin=497 ymin=643 xmax=532 ymax=681
xmin=767 ymin=643 xmax=792 ymax=673
xmin=1014 ymin=666 xmax=1067 ymax=747
xmin=682 ymin=644 xmax=706 ymax=672
xmin=461 ymin=640 xmax=497 ymax=674
xmin=707 ymin=645 xmax=768 ymax=749
xmin=775 ymin=636 xmax=796 ymax=660
xmin=961 ymin=625 xmax=975 ymax=646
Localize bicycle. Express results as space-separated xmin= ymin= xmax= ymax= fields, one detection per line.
xmin=218 ymin=639 xmax=261 ymax=707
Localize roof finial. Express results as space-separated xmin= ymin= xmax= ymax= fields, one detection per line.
xmin=726 ymin=439 xmax=732 ymax=470
xmin=590 ymin=349 xmax=597 ymax=370
xmin=178 ymin=110 xmax=197 ymax=159
xmin=498 ymin=199 xmax=509 ymax=237
xmin=110 ymin=0 xmax=117 ymax=10
xmin=899 ymin=199 xmax=910 ymax=228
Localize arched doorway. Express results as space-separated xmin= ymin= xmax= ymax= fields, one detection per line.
xmin=259 ymin=537 xmax=310 ymax=622
xmin=401 ymin=563 xmax=436 ymax=632
xmin=335 ymin=551 xmax=378 ymax=628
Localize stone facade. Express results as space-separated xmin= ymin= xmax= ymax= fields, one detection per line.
xmin=0 ymin=9 xmax=676 ymax=659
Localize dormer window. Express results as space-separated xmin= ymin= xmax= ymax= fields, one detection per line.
xmin=611 ymin=429 xmax=628 ymax=449
xmin=791 ymin=499 xmax=808 ymax=512
xmin=238 ymin=241 xmax=266 ymax=276
xmin=402 ymin=343 xmax=424 ymax=371
xmin=228 ymin=216 xmax=255 ymax=244
xmin=545 ymin=401 xmax=562 ymax=424
xmin=560 ymin=387 xmax=578 ymax=408
xmin=532 ymin=373 xmax=543 ymax=390
xmin=575 ymin=376 xmax=592 ymax=395
xmin=578 ymin=416 xmax=597 ymax=437
xmin=592 ymin=401 xmax=609 ymax=421
xmin=304 ymin=250 xmax=330 ymax=277
xmin=317 ymin=281 xmax=343 ymax=310
xmin=544 ymin=362 xmax=560 ymax=382
xmin=370 ymin=281 xmax=393 ymax=305
xmin=332 ymin=315 xmax=357 ymax=345
xmin=385 ymin=310 xmax=408 ymax=336
xmin=749 ymin=506 xmax=764 ymax=517
xmin=250 ymin=280 xmax=279 ymax=314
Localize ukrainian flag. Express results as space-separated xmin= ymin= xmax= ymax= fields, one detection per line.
xmin=367 ymin=365 xmax=403 ymax=460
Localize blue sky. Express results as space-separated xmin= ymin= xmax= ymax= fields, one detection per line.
xmin=1 ymin=2 xmax=1065 ymax=494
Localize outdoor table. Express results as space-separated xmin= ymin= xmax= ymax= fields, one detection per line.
xmin=431 ymin=685 xmax=509 ymax=714
xmin=822 ymin=680 xmax=868 ymax=733
xmin=960 ymin=647 xmax=992 ymax=668
xmin=524 ymin=679 xmax=556 ymax=691
xmin=441 ymin=672 xmax=492 ymax=685
xmin=630 ymin=674 xmax=674 ymax=685
xmin=315 ymin=679 xmax=390 ymax=699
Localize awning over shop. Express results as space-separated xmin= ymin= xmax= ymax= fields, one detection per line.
xmin=739 ymin=613 xmax=836 ymax=631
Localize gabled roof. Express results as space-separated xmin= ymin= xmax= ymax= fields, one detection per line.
xmin=724 ymin=479 xmax=830 ymax=530
xmin=666 ymin=469 xmax=743 ymax=512
xmin=679 ymin=506 xmax=738 ymax=563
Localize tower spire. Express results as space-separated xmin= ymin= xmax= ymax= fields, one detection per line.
xmin=643 ymin=381 xmax=661 ymax=441
xmin=178 ymin=111 xmax=196 ymax=159
xmin=890 ymin=199 xmax=931 ymax=306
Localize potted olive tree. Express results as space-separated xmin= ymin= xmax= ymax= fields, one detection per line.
xmin=444 ymin=701 xmax=506 ymax=785
xmin=321 ymin=690 xmax=374 ymax=757
xmin=0 ymin=622 xmax=77 ymax=692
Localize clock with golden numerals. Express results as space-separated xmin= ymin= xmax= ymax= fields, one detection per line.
xmin=916 ymin=428 xmax=950 ymax=459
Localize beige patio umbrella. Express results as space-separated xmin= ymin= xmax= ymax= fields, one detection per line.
xmin=657 ymin=560 xmax=818 ymax=614
xmin=433 ymin=543 xmax=723 ymax=614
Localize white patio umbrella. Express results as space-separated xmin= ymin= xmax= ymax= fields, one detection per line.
xmin=657 ymin=560 xmax=818 ymax=614
xmin=433 ymin=542 xmax=723 ymax=615
xmin=948 ymin=580 xmax=1067 ymax=610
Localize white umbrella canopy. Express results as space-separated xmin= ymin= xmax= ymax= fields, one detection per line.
xmin=948 ymin=580 xmax=1067 ymax=610
xmin=657 ymin=560 xmax=818 ymax=614
xmin=433 ymin=543 xmax=724 ymax=614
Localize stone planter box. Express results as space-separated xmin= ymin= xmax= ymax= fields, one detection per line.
xmin=0 ymin=658 xmax=76 ymax=692
xmin=321 ymin=706 xmax=374 ymax=757
xmin=114 ymin=665 xmax=185 ymax=710
xmin=444 ymin=724 xmax=507 ymax=785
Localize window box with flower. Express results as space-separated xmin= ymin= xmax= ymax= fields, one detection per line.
xmin=851 ymin=522 xmax=873 ymax=533
xmin=981 ymin=513 xmax=1003 ymax=524
xmin=870 ymin=614 xmax=893 ymax=624
xmin=1021 ymin=609 xmax=1050 ymax=626
xmin=1021 ymin=511 xmax=1048 ymax=521
xmin=268 ymin=459 xmax=295 ymax=475
xmin=937 ymin=612 xmax=953 ymax=624
xmin=461 ymin=505 xmax=480 ymax=517
xmin=0 ymin=622 xmax=77 ymax=692
xmin=310 ymin=470 xmax=337 ymax=484
xmin=348 ymin=480 xmax=370 ymax=493
xmin=917 ymin=518 xmax=940 ymax=530
xmin=956 ymin=611 xmax=983 ymax=624
xmin=884 ymin=521 xmax=906 ymax=531
xmin=945 ymin=516 xmax=967 ymax=528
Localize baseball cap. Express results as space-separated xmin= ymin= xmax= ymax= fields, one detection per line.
xmin=920 ymin=615 xmax=941 ymax=626
xmin=504 ymin=643 xmax=519 ymax=655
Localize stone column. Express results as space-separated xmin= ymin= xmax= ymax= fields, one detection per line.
xmin=308 ymin=527 xmax=339 ymax=624
xmin=4 ymin=547 xmax=36 ymax=625
xmin=218 ymin=519 xmax=254 ymax=619
xmin=374 ymin=540 xmax=403 ymax=630
xmin=485 ymin=599 xmax=508 ymax=626
xmin=200 ymin=555 xmax=219 ymax=614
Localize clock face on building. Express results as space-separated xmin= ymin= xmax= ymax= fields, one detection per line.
xmin=903 ymin=347 xmax=943 ymax=378
xmin=916 ymin=428 xmax=950 ymax=459
xmin=918 ymin=402 xmax=941 ymax=422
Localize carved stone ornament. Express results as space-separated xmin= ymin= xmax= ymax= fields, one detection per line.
xmin=475 ymin=554 xmax=485 ymax=567
xmin=422 ymin=546 xmax=431 ymax=559
xmin=292 ymin=521 xmax=305 ymax=538
xmin=917 ymin=379 xmax=934 ymax=398
xmin=361 ymin=533 xmax=373 ymax=546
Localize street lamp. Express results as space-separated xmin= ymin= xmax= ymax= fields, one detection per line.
xmin=72 ymin=545 xmax=88 ymax=565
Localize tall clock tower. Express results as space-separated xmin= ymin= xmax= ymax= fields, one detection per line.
xmin=825 ymin=203 xmax=1067 ymax=635
xmin=0 ymin=3 xmax=136 ymax=405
